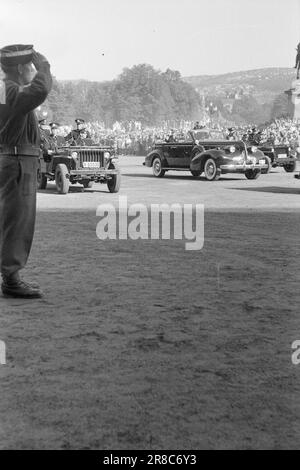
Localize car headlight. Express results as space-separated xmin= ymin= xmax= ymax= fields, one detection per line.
xmin=71 ymin=151 xmax=78 ymax=159
xmin=104 ymin=152 xmax=110 ymax=160
xmin=251 ymin=146 xmax=257 ymax=152
xmin=229 ymin=146 xmax=236 ymax=153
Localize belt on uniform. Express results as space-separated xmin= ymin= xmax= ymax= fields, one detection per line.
xmin=0 ymin=145 xmax=41 ymax=157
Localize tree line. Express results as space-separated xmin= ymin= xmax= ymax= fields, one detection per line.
xmin=44 ymin=64 xmax=201 ymax=126
xmin=43 ymin=63 xmax=291 ymax=126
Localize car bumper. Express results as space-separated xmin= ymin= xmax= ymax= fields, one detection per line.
xmin=220 ymin=163 xmax=268 ymax=172
xmin=273 ymin=157 xmax=296 ymax=165
xmin=70 ymin=169 xmax=118 ymax=176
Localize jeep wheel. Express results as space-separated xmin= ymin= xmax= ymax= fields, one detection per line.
xmin=37 ymin=168 xmax=47 ymax=190
xmin=204 ymin=158 xmax=221 ymax=181
xmin=245 ymin=169 xmax=261 ymax=180
xmin=283 ymin=160 xmax=297 ymax=172
xmin=82 ymin=181 xmax=93 ymax=189
xmin=55 ymin=164 xmax=70 ymax=194
xmin=190 ymin=170 xmax=201 ymax=177
xmin=152 ymin=157 xmax=165 ymax=178
xmin=107 ymin=162 xmax=121 ymax=193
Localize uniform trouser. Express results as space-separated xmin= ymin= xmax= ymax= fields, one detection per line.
xmin=0 ymin=155 xmax=38 ymax=278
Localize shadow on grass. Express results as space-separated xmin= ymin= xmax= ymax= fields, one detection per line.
xmin=230 ymin=186 xmax=300 ymax=195
xmin=123 ymin=173 xmax=245 ymax=182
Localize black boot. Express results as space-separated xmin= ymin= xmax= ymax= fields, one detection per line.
xmin=1 ymin=274 xmax=43 ymax=299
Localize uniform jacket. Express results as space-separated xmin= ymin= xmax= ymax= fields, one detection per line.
xmin=0 ymin=62 xmax=52 ymax=147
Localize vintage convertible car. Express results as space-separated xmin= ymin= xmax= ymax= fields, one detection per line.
xmin=143 ymin=129 xmax=269 ymax=181
xmin=257 ymin=143 xmax=297 ymax=172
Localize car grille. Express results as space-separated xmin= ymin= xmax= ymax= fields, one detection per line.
xmin=78 ymin=149 xmax=104 ymax=167
xmin=275 ymin=147 xmax=288 ymax=155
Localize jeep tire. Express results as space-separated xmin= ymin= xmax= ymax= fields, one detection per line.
xmin=37 ymin=168 xmax=47 ymax=190
xmin=107 ymin=162 xmax=121 ymax=193
xmin=55 ymin=164 xmax=70 ymax=194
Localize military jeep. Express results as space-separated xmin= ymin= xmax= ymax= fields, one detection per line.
xmin=37 ymin=145 xmax=121 ymax=194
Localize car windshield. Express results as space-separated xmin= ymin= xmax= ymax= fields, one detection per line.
xmin=192 ymin=131 xmax=210 ymax=140
xmin=192 ymin=130 xmax=226 ymax=141
xmin=209 ymin=131 xmax=226 ymax=140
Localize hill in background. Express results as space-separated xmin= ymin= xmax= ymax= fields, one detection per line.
xmin=184 ymin=68 xmax=294 ymax=103
xmin=184 ymin=67 xmax=295 ymax=125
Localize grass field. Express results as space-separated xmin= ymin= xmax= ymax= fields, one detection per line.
xmin=1 ymin=208 xmax=300 ymax=449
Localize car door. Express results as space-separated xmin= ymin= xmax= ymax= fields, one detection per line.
xmin=167 ymin=143 xmax=191 ymax=168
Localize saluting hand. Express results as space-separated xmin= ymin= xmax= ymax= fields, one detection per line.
xmin=32 ymin=51 xmax=49 ymax=70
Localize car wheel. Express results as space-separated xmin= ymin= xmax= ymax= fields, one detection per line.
xmin=190 ymin=170 xmax=201 ymax=177
xmin=37 ymin=168 xmax=47 ymax=190
xmin=82 ymin=181 xmax=93 ymax=188
xmin=264 ymin=156 xmax=272 ymax=174
xmin=152 ymin=157 xmax=165 ymax=178
xmin=283 ymin=161 xmax=297 ymax=172
xmin=107 ymin=162 xmax=121 ymax=193
xmin=245 ymin=169 xmax=261 ymax=180
xmin=204 ymin=158 xmax=221 ymax=181
xmin=55 ymin=164 xmax=70 ymax=194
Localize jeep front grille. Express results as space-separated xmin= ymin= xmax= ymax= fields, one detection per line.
xmin=78 ymin=149 xmax=104 ymax=167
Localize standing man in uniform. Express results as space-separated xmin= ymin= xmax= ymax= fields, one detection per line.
xmin=0 ymin=44 xmax=52 ymax=298
xmin=48 ymin=122 xmax=60 ymax=152
xmin=65 ymin=118 xmax=91 ymax=145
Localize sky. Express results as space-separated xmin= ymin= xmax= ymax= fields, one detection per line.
xmin=0 ymin=0 xmax=299 ymax=81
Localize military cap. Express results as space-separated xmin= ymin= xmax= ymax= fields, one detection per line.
xmin=0 ymin=44 xmax=34 ymax=66
xmin=75 ymin=118 xmax=85 ymax=125
xmin=49 ymin=122 xmax=60 ymax=129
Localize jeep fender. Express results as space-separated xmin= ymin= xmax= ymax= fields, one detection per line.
xmin=190 ymin=149 xmax=224 ymax=172
xmin=52 ymin=156 xmax=74 ymax=174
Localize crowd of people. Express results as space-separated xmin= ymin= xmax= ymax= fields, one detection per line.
xmin=45 ymin=117 xmax=300 ymax=155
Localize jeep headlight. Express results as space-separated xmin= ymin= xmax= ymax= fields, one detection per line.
xmin=71 ymin=151 xmax=78 ymax=159
xmin=229 ymin=146 xmax=236 ymax=153
xmin=251 ymin=146 xmax=257 ymax=153
xmin=104 ymin=152 xmax=110 ymax=159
